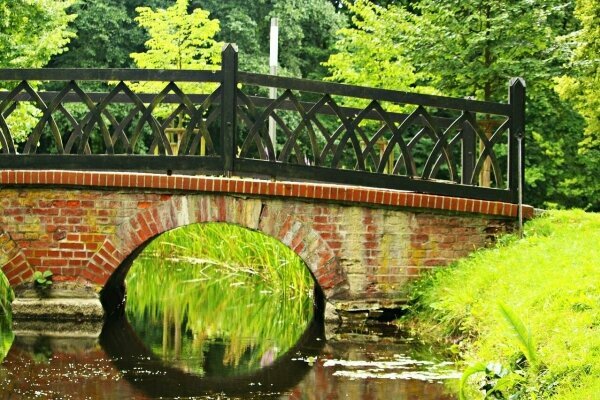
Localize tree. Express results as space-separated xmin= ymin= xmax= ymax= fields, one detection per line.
xmin=323 ymin=0 xmax=432 ymax=92
xmin=131 ymin=0 xmax=221 ymax=71
xmin=0 ymin=0 xmax=76 ymax=143
xmin=0 ymin=0 xmax=76 ymax=68
xmin=554 ymin=0 xmax=600 ymax=151
xmin=324 ymin=0 xmax=598 ymax=209
xmin=192 ymin=0 xmax=345 ymax=78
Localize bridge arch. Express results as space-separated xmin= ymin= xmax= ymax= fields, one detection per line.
xmin=91 ymin=193 xmax=349 ymax=312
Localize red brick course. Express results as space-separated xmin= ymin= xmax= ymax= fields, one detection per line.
xmin=0 ymin=170 xmax=525 ymax=299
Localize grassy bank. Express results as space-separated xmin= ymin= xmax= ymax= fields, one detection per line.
xmin=402 ymin=210 xmax=600 ymax=399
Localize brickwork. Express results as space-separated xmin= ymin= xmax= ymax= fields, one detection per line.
xmin=0 ymin=170 xmax=530 ymax=301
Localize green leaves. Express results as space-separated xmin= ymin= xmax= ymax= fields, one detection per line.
xmin=33 ymin=270 xmax=53 ymax=287
xmin=554 ymin=0 xmax=600 ymax=152
xmin=498 ymin=303 xmax=538 ymax=368
xmin=131 ymin=0 xmax=221 ymax=71
xmin=0 ymin=0 xmax=76 ymax=68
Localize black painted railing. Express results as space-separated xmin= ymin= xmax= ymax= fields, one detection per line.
xmin=0 ymin=44 xmax=525 ymax=203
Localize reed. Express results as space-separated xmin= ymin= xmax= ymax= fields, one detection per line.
xmin=125 ymin=222 xmax=315 ymax=375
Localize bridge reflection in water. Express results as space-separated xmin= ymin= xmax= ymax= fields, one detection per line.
xmin=0 ymin=314 xmax=457 ymax=399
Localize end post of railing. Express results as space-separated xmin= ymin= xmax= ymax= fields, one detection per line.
xmin=220 ymin=43 xmax=239 ymax=176
xmin=509 ymin=77 xmax=526 ymax=235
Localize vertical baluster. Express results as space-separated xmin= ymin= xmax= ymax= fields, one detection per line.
xmin=461 ymin=112 xmax=476 ymax=185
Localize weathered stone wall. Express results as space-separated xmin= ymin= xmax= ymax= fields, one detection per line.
xmin=0 ymin=187 xmax=514 ymax=303
xmin=0 ymin=170 xmax=532 ymax=322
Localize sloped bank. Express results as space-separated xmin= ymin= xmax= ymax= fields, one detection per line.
xmin=399 ymin=210 xmax=600 ymax=399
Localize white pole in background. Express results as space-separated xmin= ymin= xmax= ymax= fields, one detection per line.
xmin=269 ymin=17 xmax=279 ymax=158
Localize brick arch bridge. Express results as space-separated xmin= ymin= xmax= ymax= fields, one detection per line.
xmin=0 ymin=170 xmax=532 ymax=322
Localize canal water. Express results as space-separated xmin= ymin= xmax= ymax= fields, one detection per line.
xmin=0 ymin=224 xmax=459 ymax=399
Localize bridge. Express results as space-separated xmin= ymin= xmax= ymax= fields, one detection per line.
xmin=0 ymin=45 xmax=531 ymax=325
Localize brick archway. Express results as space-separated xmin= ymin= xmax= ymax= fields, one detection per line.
xmin=84 ymin=194 xmax=349 ymax=301
xmin=0 ymin=227 xmax=34 ymax=286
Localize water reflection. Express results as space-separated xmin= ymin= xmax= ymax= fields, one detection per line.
xmin=100 ymin=313 xmax=325 ymax=398
xmin=0 ymin=223 xmax=459 ymax=399
xmin=123 ymin=223 xmax=316 ymax=377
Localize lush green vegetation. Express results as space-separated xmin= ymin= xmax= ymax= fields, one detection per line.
xmin=402 ymin=210 xmax=600 ymax=399
xmin=0 ymin=274 xmax=13 ymax=363
xmin=125 ymin=222 xmax=315 ymax=374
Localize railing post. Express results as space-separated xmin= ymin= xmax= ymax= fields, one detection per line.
xmin=220 ymin=43 xmax=238 ymax=176
xmin=508 ymin=77 xmax=526 ymax=203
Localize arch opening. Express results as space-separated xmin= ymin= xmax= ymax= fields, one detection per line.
xmin=102 ymin=222 xmax=320 ymax=377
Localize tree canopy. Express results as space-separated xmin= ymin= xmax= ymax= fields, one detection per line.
xmin=131 ymin=0 xmax=221 ymax=70
xmin=554 ymin=0 xmax=600 ymax=151
xmin=0 ymin=0 xmax=76 ymax=67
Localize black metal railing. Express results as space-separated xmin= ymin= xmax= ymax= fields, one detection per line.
xmin=0 ymin=44 xmax=525 ymax=203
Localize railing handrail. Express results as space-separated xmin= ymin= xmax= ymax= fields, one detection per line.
xmin=0 ymin=68 xmax=221 ymax=82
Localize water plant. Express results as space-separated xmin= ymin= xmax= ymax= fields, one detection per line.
xmin=125 ymin=222 xmax=315 ymax=375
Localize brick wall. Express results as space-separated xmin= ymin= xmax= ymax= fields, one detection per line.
xmin=0 ymin=171 xmax=530 ymax=301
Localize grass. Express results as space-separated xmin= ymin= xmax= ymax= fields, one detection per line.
xmin=0 ymin=273 xmax=13 ymax=363
xmin=125 ymin=222 xmax=315 ymax=374
xmin=402 ymin=210 xmax=600 ymax=399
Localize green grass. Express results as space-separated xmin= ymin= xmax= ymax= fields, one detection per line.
xmin=402 ymin=210 xmax=600 ymax=399
xmin=125 ymin=222 xmax=315 ymax=374
xmin=0 ymin=273 xmax=13 ymax=363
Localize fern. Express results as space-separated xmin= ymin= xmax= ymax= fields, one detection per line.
xmin=459 ymin=362 xmax=487 ymax=400
xmin=498 ymin=302 xmax=538 ymax=367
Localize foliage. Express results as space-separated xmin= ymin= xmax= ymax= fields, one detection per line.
xmin=325 ymin=0 xmax=598 ymax=210
xmin=131 ymin=0 xmax=221 ymax=71
xmin=125 ymin=222 xmax=315 ymax=373
xmin=0 ymin=314 xmax=14 ymax=363
xmin=0 ymin=0 xmax=76 ymax=68
xmin=50 ymin=0 xmax=142 ymax=68
xmin=0 ymin=0 xmax=76 ymax=143
xmin=403 ymin=210 xmax=600 ymax=399
xmin=323 ymin=0 xmax=434 ymax=94
xmin=193 ymin=0 xmax=345 ymax=78
xmin=0 ymin=272 xmax=13 ymax=317
xmin=32 ymin=270 xmax=53 ymax=288
xmin=554 ymin=0 xmax=600 ymax=151
xmin=525 ymin=89 xmax=600 ymax=210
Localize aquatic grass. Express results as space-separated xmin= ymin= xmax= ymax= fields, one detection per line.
xmin=125 ymin=222 xmax=315 ymax=375
xmin=404 ymin=210 xmax=600 ymax=399
xmin=0 ymin=272 xmax=13 ymax=318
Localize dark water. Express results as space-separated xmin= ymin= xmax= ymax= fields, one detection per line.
xmin=0 ymin=236 xmax=458 ymax=399
xmin=0 ymin=315 xmax=458 ymax=400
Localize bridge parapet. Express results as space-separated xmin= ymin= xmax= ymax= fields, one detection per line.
xmin=0 ymin=45 xmax=525 ymax=204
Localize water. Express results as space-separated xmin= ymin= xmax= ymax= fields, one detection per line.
xmin=0 ymin=316 xmax=458 ymax=399
xmin=0 ymin=226 xmax=459 ymax=399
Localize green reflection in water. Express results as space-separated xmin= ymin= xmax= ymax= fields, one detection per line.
xmin=0 ymin=271 xmax=14 ymax=363
xmin=125 ymin=223 xmax=314 ymax=377
xmin=0 ymin=314 xmax=13 ymax=364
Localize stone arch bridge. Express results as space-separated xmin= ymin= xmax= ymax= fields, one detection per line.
xmin=0 ymin=46 xmax=529 ymax=324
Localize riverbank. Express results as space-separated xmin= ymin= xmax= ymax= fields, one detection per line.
xmin=400 ymin=209 xmax=600 ymax=399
